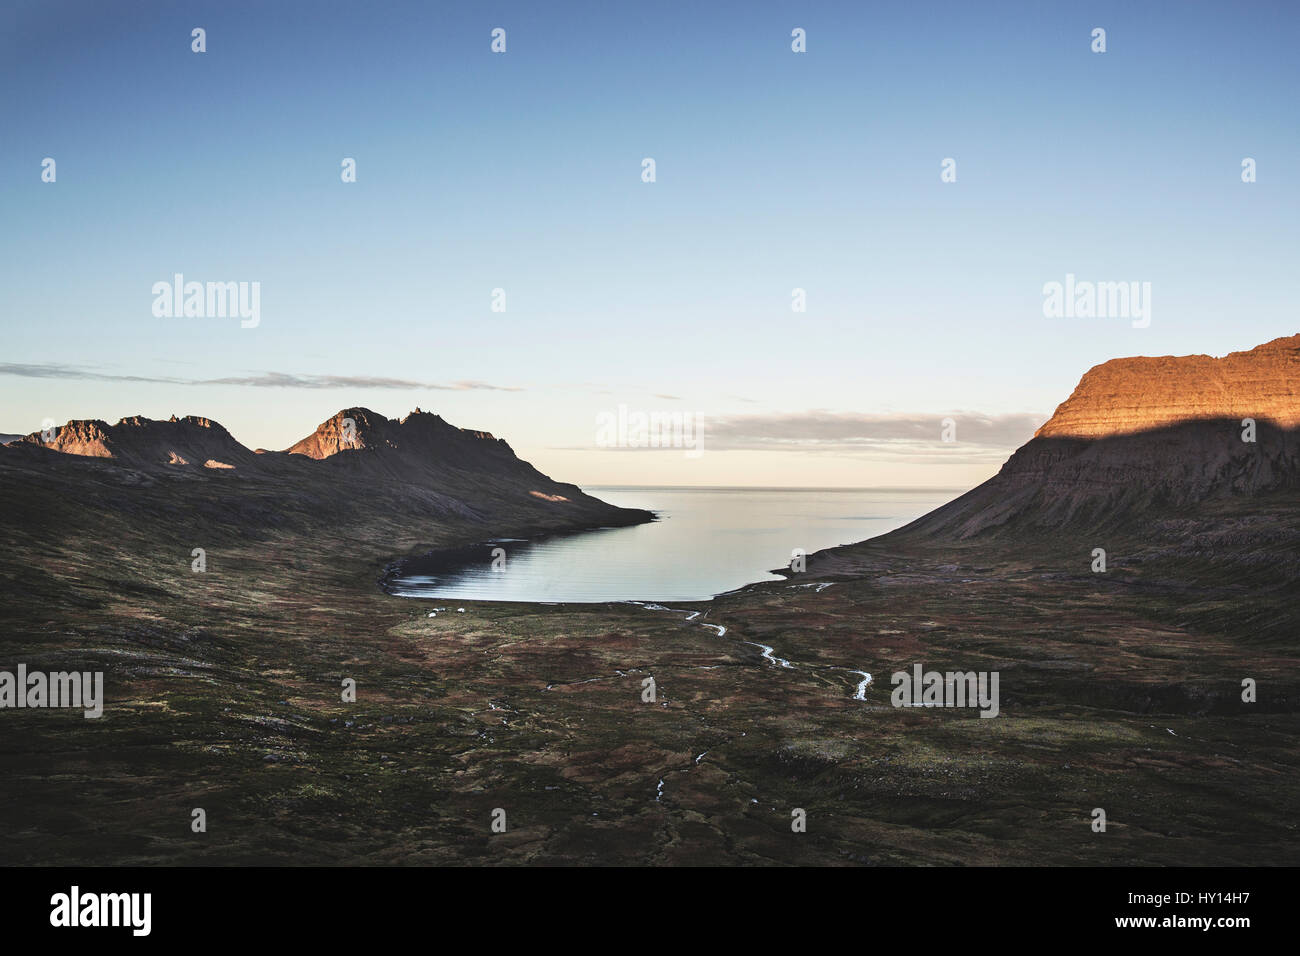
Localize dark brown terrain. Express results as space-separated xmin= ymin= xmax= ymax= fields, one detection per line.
xmin=1 ymin=338 xmax=1297 ymax=865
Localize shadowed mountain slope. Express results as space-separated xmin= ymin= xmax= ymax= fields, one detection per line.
xmin=896 ymin=335 xmax=1300 ymax=540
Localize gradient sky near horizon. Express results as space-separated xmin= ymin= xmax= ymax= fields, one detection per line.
xmin=2 ymin=0 xmax=1296 ymax=488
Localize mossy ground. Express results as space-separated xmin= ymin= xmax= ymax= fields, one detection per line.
xmin=1 ymin=475 xmax=1297 ymax=865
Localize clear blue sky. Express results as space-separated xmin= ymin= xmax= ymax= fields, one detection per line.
xmin=2 ymin=0 xmax=1296 ymax=487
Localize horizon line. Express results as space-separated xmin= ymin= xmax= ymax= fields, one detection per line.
xmin=582 ymin=484 xmax=970 ymax=492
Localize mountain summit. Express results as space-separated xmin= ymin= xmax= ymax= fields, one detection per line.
xmin=1036 ymin=334 xmax=1300 ymax=439
xmin=288 ymin=407 xmax=509 ymax=462
xmin=901 ymin=334 xmax=1300 ymax=538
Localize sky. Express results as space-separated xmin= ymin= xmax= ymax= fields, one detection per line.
xmin=1 ymin=0 xmax=1296 ymax=488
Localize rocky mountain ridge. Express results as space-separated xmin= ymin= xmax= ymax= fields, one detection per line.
xmin=1 ymin=406 xmax=649 ymax=537
xmin=898 ymin=334 xmax=1300 ymax=539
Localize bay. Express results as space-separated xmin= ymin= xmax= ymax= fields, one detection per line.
xmin=383 ymin=486 xmax=960 ymax=604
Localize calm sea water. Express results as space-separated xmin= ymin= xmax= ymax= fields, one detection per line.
xmin=384 ymin=486 xmax=960 ymax=604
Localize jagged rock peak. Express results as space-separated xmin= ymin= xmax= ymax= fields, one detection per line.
xmin=286 ymin=408 xmax=504 ymax=459
xmin=285 ymin=408 xmax=388 ymax=458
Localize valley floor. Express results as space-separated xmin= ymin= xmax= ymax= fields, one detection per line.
xmin=2 ymin=504 xmax=1297 ymax=866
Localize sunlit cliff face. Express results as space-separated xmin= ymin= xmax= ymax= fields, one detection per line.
xmin=1035 ymin=335 xmax=1300 ymax=440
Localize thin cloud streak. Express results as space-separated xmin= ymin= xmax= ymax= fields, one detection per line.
xmin=551 ymin=410 xmax=1045 ymax=463
xmin=0 ymin=364 xmax=523 ymax=392
xmin=705 ymin=411 xmax=1044 ymax=450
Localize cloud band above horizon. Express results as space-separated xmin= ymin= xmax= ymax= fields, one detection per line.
xmin=0 ymin=363 xmax=523 ymax=392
